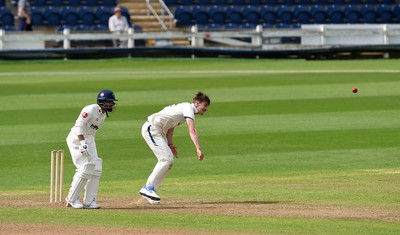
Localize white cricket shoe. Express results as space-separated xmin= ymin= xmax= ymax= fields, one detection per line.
xmin=65 ymin=197 xmax=84 ymax=209
xmin=84 ymin=200 xmax=101 ymax=209
xmin=139 ymin=185 xmax=160 ymax=202
xmin=142 ymin=195 xmax=160 ymax=205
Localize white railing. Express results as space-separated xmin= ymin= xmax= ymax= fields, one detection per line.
xmin=146 ymin=0 xmax=174 ymax=31
xmin=1 ymin=24 xmax=400 ymax=51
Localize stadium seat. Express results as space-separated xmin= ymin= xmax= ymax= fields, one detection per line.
xmin=208 ymin=5 xmax=226 ymax=25
xmin=95 ymin=6 xmax=112 ymax=26
xmin=293 ymin=5 xmax=311 ymax=24
xmin=196 ymin=0 xmax=212 ymax=5
xmin=240 ymin=23 xmax=257 ymax=29
xmin=393 ymin=5 xmax=400 ymax=21
xmin=50 ymin=0 xmax=65 ymax=6
xmin=231 ymin=0 xmax=245 ymax=5
xmin=260 ymin=5 xmax=277 ymax=24
xmin=192 ymin=5 xmax=209 ymax=25
xmin=282 ymin=0 xmax=297 ymax=5
xmin=263 ymin=0 xmax=280 ymax=4
xmin=364 ymin=0 xmax=379 ymax=4
xmin=74 ymin=24 xmax=90 ymax=31
xmin=0 ymin=10 xmax=14 ymax=26
xmin=344 ymin=5 xmax=361 ymax=24
xmin=103 ymin=0 xmax=117 ymax=6
xmin=377 ymin=4 xmax=395 ymax=23
xmin=224 ymin=23 xmax=239 ymax=29
xmin=33 ymin=0 xmax=47 ymax=7
xmin=180 ymin=0 xmax=194 ymax=5
xmin=275 ymin=23 xmax=290 ymax=28
xmin=68 ymin=0 xmax=81 ymax=6
xmin=347 ymin=0 xmax=362 ymax=4
xmin=31 ymin=6 xmax=45 ymax=25
xmin=84 ymin=0 xmax=97 ymax=6
xmin=248 ymin=0 xmax=262 ymax=4
xmin=262 ymin=23 xmax=274 ymax=29
xmin=79 ymin=6 xmax=96 ymax=26
xmin=360 ymin=5 xmax=378 ymax=23
xmin=315 ymin=0 xmax=329 ymax=4
xmin=0 ymin=25 xmax=15 ymax=31
xmin=92 ymin=24 xmax=108 ymax=31
xmin=61 ymin=6 xmax=79 ymax=26
xmin=44 ymin=6 xmax=62 ymax=26
xmin=331 ymin=0 xmax=346 ymax=4
xmin=298 ymin=0 xmax=314 ymax=4
xmin=311 ymin=5 xmax=328 ymax=24
xmin=206 ymin=23 xmax=223 ymax=30
xmin=57 ymin=24 xmax=71 ymax=30
xmin=226 ymin=5 xmax=243 ymax=25
xmin=277 ymin=5 xmax=294 ymax=24
xmin=214 ymin=0 xmax=228 ymax=4
xmin=242 ymin=5 xmax=260 ymax=25
xmin=327 ymin=5 xmax=345 ymax=24
xmin=174 ymin=6 xmax=192 ymax=26
xmin=164 ymin=0 xmax=178 ymax=5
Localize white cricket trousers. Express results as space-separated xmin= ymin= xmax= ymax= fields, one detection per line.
xmin=141 ymin=121 xmax=174 ymax=189
xmin=66 ymin=132 xmax=102 ymax=205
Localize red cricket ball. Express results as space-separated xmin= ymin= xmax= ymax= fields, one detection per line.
xmin=352 ymin=87 xmax=358 ymax=93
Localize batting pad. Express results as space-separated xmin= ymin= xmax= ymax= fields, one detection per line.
xmin=84 ymin=158 xmax=102 ymax=205
xmin=68 ymin=162 xmax=96 ymax=203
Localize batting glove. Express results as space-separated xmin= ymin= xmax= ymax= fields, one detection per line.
xmin=79 ymin=141 xmax=90 ymax=156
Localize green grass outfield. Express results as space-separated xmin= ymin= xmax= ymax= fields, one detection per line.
xmin=0 ymin=58 xmax=399 ymax=234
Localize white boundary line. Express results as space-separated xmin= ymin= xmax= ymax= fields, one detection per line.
xmin=0 ymin=70 xmax=399 ymax=76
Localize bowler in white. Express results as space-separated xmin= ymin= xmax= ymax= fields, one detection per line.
xmin=139 ymin=92 xmax=211 ymax=204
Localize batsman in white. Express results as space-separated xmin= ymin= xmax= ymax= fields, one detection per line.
xmin=139 ymin=92 xmax=211 ymax=204
xmin=65 ymin=89 xmax=117 ymax=209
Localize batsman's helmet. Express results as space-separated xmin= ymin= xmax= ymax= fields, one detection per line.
xmin=97 ymin=89 xmax=118 ymax=113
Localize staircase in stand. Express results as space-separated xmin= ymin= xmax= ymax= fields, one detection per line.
xmin=119 ymin=0 xmax=189 ymax=46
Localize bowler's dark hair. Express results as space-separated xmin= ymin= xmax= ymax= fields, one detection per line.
xmin=193 ymin=91 xmax=210 ymax=105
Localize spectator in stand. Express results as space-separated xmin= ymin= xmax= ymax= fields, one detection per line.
xmin=17 ymin=0 xmax=32 ymax=31
xmin=108 ymin=6 xmax=130 ymax=48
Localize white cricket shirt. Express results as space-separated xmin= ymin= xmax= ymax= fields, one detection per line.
xmin=70 ymin=104 xmax=106 ymax=144
xmin=108 ymin=15 xmax=129 ymax=32
xmin=148 ymin=102 xmax=198 ymax=135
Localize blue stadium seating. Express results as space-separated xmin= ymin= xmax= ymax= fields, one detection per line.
xmin=85 ymin=0 xmax=98 ymax=6
xmin=277 ymin=5 xmax=294 ymax=24
xmin=226 ymin=6 xmax=243 ymax=25
xmin=0 ymin=0 xmax=5 ymax=7
xmin=232 ymin=0 xmax=245 ymax=4
xmin=311 ymin=5 xmax=328 ymax=24
xmin=174 ymin=6 xmax=192 ymax=26
xmin=0 ymin=25 xmax=15 ymax=31
xmin=394 ymin=5 xmax=400 ymax=21
xmin=44 ymin=6 xmax=62 ymax=26
xmin=360 ymin=5 xmax=378 ymax=23
xmin=79 ymin=6 xmax=96 ymax=25
xmin=293 ymin=5 xmax=311 ymax=24
xmin=224 ymin=23 xmax=239 ymax=29
xmin=347 ymin=0 xmax=362 ymax=4
xmin=68 ymin=0 xmax=81 ymax=6
xmin=327 ymin=5 xmax=345 ymax=23
xmin=197 ymin=0 xmax=212 ymax=5
xmin=214 ymin=0 xmax=228 ymax=5
xmin=103 ymin=0 xmax=117 ymax=6
xmin=180 ymin=0 xmax=194 ymax=5
xmin=242 ymin=5 xmax=259 ymax=25
xmin=344 ymin=5 xmax=361 ymax=23
xmin=208 ymin=5 xmax=226 ymax=25
xmin=282 ymin=0 xmax=297 ymax=5
xmin=95 ymin=6 xmax=112 ymax=25
xmin=260 ymin=5 xmax=277 ymax=24
xmin=0 ymin=8 xmax=14 ymax=26
xmin=206 ymin=23 xmax=223 ymax=30
xmin=31 ymin=7 xmax=45 ymax=25
xmin=262 ymin=23 xmax=274 ymax=29
xmin=248 ymin=0 xmax=262 ymax=4
xmin=240 ymin=23 xmax=257 ymax=29
xmin=315 ymin=0 xmax=330 ymax=5
xmin=61 ymin=6 xmax=79 ymax=26
xmin=377 ymin=4 xmax=395 ymax=23
xmin=50 ymin=0 xmax=65 ymax=6
xmin=92 ymin=24 xmax=108 ymax=31
xmin=192 ymin=5 xmax=209 ymax=25
xmin=34 ymin=0 xmax=48 ymax=7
